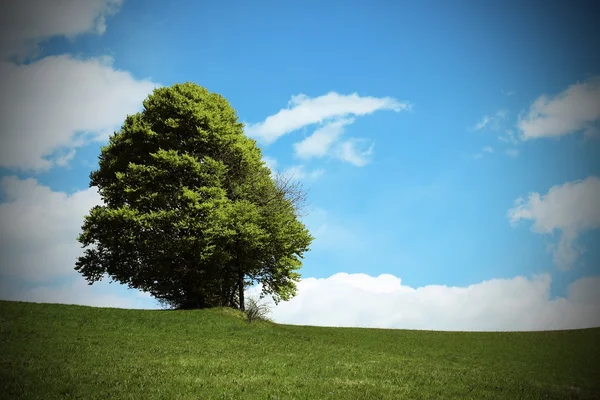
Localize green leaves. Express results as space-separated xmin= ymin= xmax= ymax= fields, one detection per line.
xmin=76 ymin=82 xmax=313 ymax=310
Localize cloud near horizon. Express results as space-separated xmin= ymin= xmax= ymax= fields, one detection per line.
xmin=247 ymin=272 xmax=600 ymax=332
xmin=508 ymin=176 xmax=600 ymax=270
xmin=5 ymin=271 xmax=600 ymax=333
xmin=0 ymin=276 xmax=157 ymax=310
xmin=1 ymin=176 xmax=598 ymax=332
xmin=0 ymin=176 xmax=102 ymax=281
xmin=0 ymin=175 xmax=164 ymax=309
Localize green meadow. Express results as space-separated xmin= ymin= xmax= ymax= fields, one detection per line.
xmin=1 ymin=300 xmax=598 ymax=399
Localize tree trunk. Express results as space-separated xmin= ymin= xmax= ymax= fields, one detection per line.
xmin=229 ymin=283 xmax=236 ymax=308
xmin=222 ymin=277 xmax=230 ymax=307
xmin=238 ymin=270 xmax=245 ymax=311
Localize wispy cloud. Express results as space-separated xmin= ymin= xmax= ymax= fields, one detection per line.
xmin=472 ymin=110 xmax=507 ymax=132
xmin=302 ymin=208 xmax=367 ymax=252
xmin=247 ymin=92 xmax=408 ymax=167
xmin=473 ymin=146 xmax=494 ymax=159
xmin=518 ymin=77 xmax=600 ymax=140
xmin=294 ymin=118 xmax=354 ymax=159
xmin=262 ymin=156 xmax=278 ymax=172
xmin=505 ymin=148 xmax=519 ymax=158
xmin=245 ymin=92 xmax=410 ymax=144
xmin=498 ymin=129 xmax=519 ymax=145
xmin=283 ymin=165 xmax=325 ymax=181
xmin=508 ymin=176 xmax=600 ymax=270
xmin=334 ymin=139 xmax=375 ymax=167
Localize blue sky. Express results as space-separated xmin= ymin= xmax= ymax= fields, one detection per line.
xmin=0 ymin=0 xmax=599 ymax=331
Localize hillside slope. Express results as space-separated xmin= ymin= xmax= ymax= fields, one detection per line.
xmin=1 ymin=300 xmax=599 ymax=399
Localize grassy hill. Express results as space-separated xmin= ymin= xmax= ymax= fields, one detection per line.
xmin=1 ymin=300 xmax=599 ymax=399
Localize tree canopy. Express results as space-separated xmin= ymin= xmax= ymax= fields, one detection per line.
xmin=75 ymin=82 xmax=313 ymax=310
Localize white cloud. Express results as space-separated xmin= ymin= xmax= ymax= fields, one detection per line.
xmin=474 ymin=116 xmax=492 ymax=131
xmin=0 ymin=276 xmax=159 ymax=310
xmin=302 ymin=207 xmax=366 ymax=252
xmin=584 ymin=126 xmax=600 ymax=140
xmin=55 ymin=149 xmax=77 ymax=167
xmin=550 ymin=230 xmax=583 ymax=272
xmin=0 ymin=175 xmax=161 ymax=308
xmin=508 ymin=176 xmax=600 ymax=270
xmin=498 ymin=129 xmax=519 ymax=145
xmin=248 ymin=91 xmax=408 ymax=167
xmin=0 ymin=55 xmax=158 ymax=171
xmin=294 ymin=118 xmax=354 ymax=159
xmin=262 ymin=156 xmax=278 ymax=172
xmin=567 ymin=276 xmax=600 ymax=305
xmin=0 ymin=0 xmax=122 ymax=60
xmin=505 ymin=148 xmax=519 ymax=158
xmin=501 ymin=89 xmax=515 ymax=96
xmin=3 ymin=175 xmax=597 ymax=331
xmin=245 ymin=92 xmax=409 ymax=144
xmin=283 ymin=165 xmax=325 ymax=181
xmin=518 ymin=77 xmax=600 ymax=140
xmin=0 ymin=1 xmax=157 ymax=171
xmin=473 ymin=146 xmax=494 ymax=159
xmin=472 ymin=110 xmax=506 ymax=132
xmin=333 ymin=138 xmax=375 ymax=167
xmin=246 ymin=272 xmax=600 ymax=331
xmin=293 ymin=120 xmax=376 ymax=166
xmin=7 ymin=268 xmax=600 ymax=331
xmin=0 ymin=176 xmax=102 ymax=281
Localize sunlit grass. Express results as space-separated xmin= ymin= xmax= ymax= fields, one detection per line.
xmin=1 ymin=300 xmax=598 ymax=399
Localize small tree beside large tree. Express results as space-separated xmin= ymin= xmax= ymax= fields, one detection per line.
xmin=75 ymin=82 xmax=313 ymax=310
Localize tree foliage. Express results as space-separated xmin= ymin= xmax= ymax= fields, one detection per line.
xmin=76 ymin=82 xmax=313 ymax=310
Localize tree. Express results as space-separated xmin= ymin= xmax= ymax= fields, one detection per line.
xmin=75 ymin=82 xmax=313 ymax=310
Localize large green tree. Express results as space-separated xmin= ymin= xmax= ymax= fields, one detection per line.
xmin=76 ymin=82 xmax=313 ymax=310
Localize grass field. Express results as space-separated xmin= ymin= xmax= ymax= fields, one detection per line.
xmin=1 ymin=300 xmax=599 ymax=399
